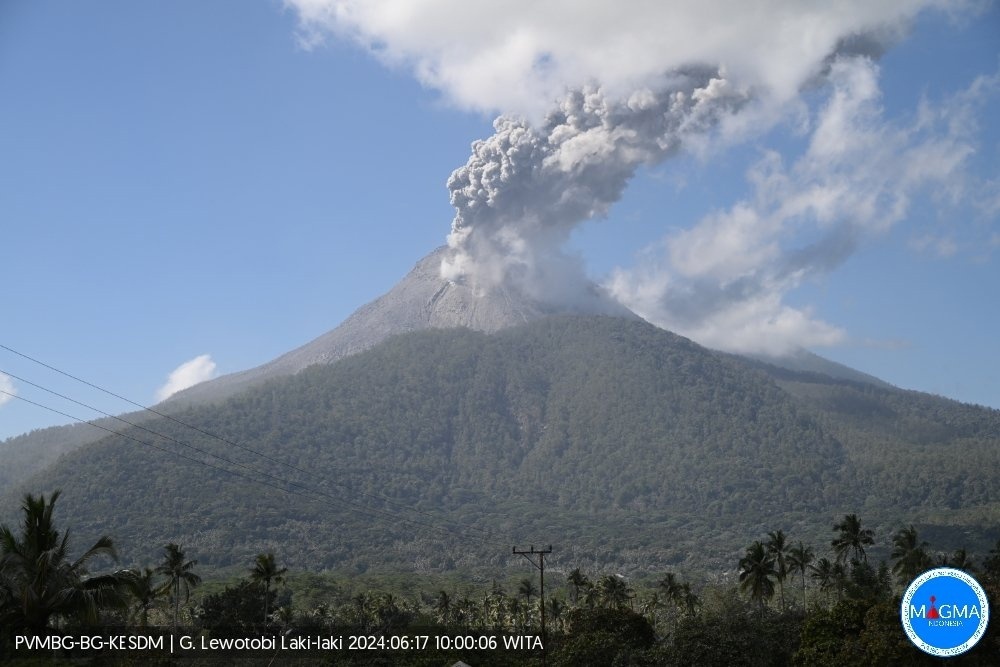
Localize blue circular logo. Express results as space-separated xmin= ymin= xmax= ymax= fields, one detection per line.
xmin=901 ymin=567 xmax=990 ymax=657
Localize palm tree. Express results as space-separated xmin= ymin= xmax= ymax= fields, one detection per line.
xmin=249 ymin=552 xmax=287 ymax=625
xmin=787 ymin=541 xmax=815 ymax=610
xmin=832 ymin=514 xmax=874 ymax=565
xmin=679 ymin=582 xmax=699 ymax=616
xmin=0 ymin=491 xmax=126 ymax=632
xmin=658 ymin=572 xmax=682 ymax=607
xmin=658 ymin=572 xmax=697 ymax=616
xmin=518 ymin=578 xmax=537 ymax=605
xmin=739 ymin=541 xmax=777 ymax=614
xmin=597 ymin=574 xmax=633 ymax=610
xmin=890 ymin=525 xmax=930 ymax=585
xmin=567 ymin=568 xmax=589 ymax=606
xmin=639 ymin=591 xmax=661 ymax=618
xmin=434 ymin=590 xmax=452 ymax=624
xmin=155 ymin=543 xmax=201 ymax=631
xmin=545 ymin=597 xmax=565 ymax=632
xmin=810 ymin=557 xmax=835 ymax=605
xmin=122 ymin=567 xmax=163 ymax=627
xmin=766 ymin=530 xmax=789 ymax=609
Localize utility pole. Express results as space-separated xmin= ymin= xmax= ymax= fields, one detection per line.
xmin=513 ymin=545 xmax=552 ymax=666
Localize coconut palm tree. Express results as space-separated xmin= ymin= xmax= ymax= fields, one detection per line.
xmin=658 ymin=572 xmax=682 ymax=607
xmin=810 ymin=557 xmax=836 ymax=605
xmin=155 ymin=543 xmax=201 ymax=631
xmin=739 ymin=541 xmax=776 ymax=615
xmin=832 ymin=514 xmax=874 ymax=565
xmin=249 ymin=552 xmax=287 ymax=625
xmin=567 ymin=568 xmax=589 ymax=606
xmin=597 ymin=574 xmax=633 ymax=610
xmin=890 ymin=525 xmax=930 ymax=585
xmin=518 ymin=578 xmax=537 ymax=606
xmin=787 ymin=541 xmax=814 ymax=610
xmin=0 ymin=491 xmax=126 ymax=633
xmin=766 ymin=530 xmax=789 ymax=609
xmin=122 ymin=567 xmax=163 ymax=627
xmin=679 ymin=582 xmax=699 ymax=617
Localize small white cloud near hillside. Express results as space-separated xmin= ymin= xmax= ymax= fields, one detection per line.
xmin=156 ymin=355 xmax=218 ymax=402
xmin=0 ymin=373 xmax=16 ymax=407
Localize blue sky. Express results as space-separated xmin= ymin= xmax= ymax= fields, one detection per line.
xmin=1 ymin=1 xmax=998 ymax=441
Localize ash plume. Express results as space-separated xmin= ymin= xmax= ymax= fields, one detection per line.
xmin=288 ymin=1 xmax=994 ymax=352
xmin=441 ymin=72 xmax=746 ymax=302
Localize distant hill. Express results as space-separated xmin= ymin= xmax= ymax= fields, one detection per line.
xmin=6 ymin=316 xmax=997 ymax=577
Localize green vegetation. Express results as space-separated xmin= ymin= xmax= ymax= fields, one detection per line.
xmin=0 ymin=491 xmax=127 ymax=633
xmin=3 ymin=497 xmax=998 ymax=664
xmin=3 ymin=316 xmax=997 ymax=578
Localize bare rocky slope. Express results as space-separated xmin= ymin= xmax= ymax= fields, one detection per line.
xmin=162 ymin=247 xmax=636 ymax=408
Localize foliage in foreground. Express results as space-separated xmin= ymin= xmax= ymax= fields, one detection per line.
xmin=2 ymin=494 xmax=998 ymax=665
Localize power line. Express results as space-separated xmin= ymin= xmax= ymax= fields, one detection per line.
xmin=0 ymin=343 xmax=503 ymax=543
xmin=0 ymin=388 xmax=502 ymax=548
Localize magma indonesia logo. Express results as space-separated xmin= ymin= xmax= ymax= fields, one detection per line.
xmin=901 ymin=567 xmax=990 ymax=658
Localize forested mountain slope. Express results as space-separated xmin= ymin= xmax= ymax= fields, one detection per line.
xmin=5 ymin=316 xmax=998 ymax=576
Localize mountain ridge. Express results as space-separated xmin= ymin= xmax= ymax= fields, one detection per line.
xmin=4 ymin=315 xmax=997 ymax=577
xmin=162 ymin=247 xmax=637 ymax=408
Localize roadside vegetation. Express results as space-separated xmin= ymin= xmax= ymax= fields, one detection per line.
xmin=2 ymin=491 xmax=997 ymax=664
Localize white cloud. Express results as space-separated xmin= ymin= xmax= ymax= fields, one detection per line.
xmin=285 ymin=0 xmax=948 ymax=116
xmin=285 ymin=0 xmax=994 ymax=356
xmin=155 ymin=355 xmax=218 ymax=402
xmin=608 ymin=57 xmax=992 ymax=355
xmin=0 ymin=373 xmax=16 ymax=407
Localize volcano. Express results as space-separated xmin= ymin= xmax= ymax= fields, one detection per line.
xmin=165 ymin=247 xmax=637 ymax=407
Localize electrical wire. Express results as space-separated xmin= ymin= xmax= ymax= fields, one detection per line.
xmin=0 ymin=388 xmax=507 ymax=549
xmin=0 ymin=343 xmax=506 ymax=543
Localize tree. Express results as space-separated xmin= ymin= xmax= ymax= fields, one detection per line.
xmin=738 ymin=541 xmax=776 ymax=614
xmin=947 ymin=548 xmax=976 ymax=574
xmin=249 ymin=552 xmax=287 ymax=625
xmin=983 ymin=539 xmax=1000 ymax=586
xmin=597 ymin=574 xmax=633 ymax=611
xmin=582 ymin=583 xmax=600 ymax=609
xmin=156 ymin=543 xmax=201 ymax=631
xmin=0 ymin=491 xmax=126 ymax=633
xmin=811 ymin=557 xmax=848 ymax=604
xmin=567 ymin=568 xmax=589 ymax=606
xmin=658 ymin=572 xmax=682 ymax=607
xmin=889 ymin=525 xmax=930 ymax=585
xmin=766 ymin=530 xmax=789 ymax=609
xmin=556 ymin=608 xmax=656 ymax=667
xmin=787 ymin=541 xmax=815 ymax=610
xmin=518 ymin=578 xmax=537 ymax=606
xmin=518 ymin=578 xmax=537 ymax=626
xmin=832 ymin=514 xmax=874 ymax=565
xmin=678 ymin=582 xmax=699 ymax=617
xmin=810 ymin=557 xmax=835 ymax=602
xmin=197 ymin=580 xmax=274 ymax=635
xmin=434 ymin=590 xmax=452 ymax=625
xmin=122 ymin=567 xmax=163 ymax=627
xmin=546 ymin=596 xmax=565 ymax=632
